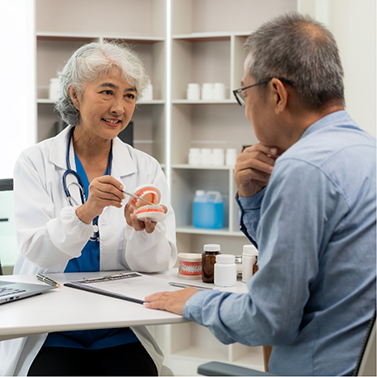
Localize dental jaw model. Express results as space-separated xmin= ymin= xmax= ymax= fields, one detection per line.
xmin=129 ymin=184 xmax=166 ymax=222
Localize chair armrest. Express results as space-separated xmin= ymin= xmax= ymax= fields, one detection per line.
xmin=197 ymin=361 xmax=275 ymax=376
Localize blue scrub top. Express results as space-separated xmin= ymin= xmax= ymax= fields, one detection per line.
xmin=43 ymin=152 xmax=138 ymax=349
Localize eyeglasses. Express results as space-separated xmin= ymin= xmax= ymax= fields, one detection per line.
xmin=233 ymin=78 xmax=295 ymax=107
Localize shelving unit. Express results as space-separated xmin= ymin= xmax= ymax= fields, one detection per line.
xmin=33 ymin=0 xmax=298 ymax=375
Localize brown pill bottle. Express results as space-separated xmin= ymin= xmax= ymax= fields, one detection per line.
xmin=202 ymin=244 xmax=221 ymax=283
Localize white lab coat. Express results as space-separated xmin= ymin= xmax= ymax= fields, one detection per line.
xmin=0 ymin=126 xmax=177 ymax=376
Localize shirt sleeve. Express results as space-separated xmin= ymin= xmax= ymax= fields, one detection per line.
xmin=183 ymin=159 xmax=344 ymax=346
xmin=236 ymin=188 xmax=266 ymax=248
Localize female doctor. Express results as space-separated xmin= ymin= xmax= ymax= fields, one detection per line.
xmin=0 ymin=42 xmax=177 ymax=376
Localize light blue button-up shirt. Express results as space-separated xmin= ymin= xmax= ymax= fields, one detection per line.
xmin=183 ymin=111 xmax=376 ymax=376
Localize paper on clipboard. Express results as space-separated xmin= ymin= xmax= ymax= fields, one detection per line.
xmin=64 ymin=272 xmax=181 ymax=304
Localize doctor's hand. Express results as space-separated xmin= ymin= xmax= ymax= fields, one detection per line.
xmin=144 ymin=288 xmax=199 ymax=315
xmin=75 ymin=176 xmax=125 ymax=224
xmin=234 ymin=143 xmax=279 ymax=198
xmin=124 ymin=203 xmax=168 ymax=234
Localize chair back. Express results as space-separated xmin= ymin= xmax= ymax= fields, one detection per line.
xmin=0 ymin=178 xmax=18 ymax=275
xmin=354 ymin=310 xmax=376 ymax=376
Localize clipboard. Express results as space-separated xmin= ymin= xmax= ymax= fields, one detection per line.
xmin=64 ymin=272 xmax=180 ymax=305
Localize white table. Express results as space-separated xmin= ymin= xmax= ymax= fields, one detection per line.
xmin=0 ymin=270 xmax=248 ymax=342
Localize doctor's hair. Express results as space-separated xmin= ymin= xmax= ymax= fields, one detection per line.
xmin=244 ymin=12 xmax=345 ymax=111
xmin=55 ymin=41 xmax=150 ymax=126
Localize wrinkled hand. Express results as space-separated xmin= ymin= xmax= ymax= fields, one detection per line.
xmin=234 ymin=143 xmax=279 ymax=198
xmin=124 ymin=203 xmax=168 ymax=234
xmin=144 ymin=287 xmax=199 ymax=315
xmin=76 ymin=176 xmax=125 ymax=224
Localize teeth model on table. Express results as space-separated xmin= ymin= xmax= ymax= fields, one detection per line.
xmin=129 ymin=184 xmax=166 ymax=222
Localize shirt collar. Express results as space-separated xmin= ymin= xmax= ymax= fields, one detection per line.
xmin=300 ymin=110 xmax=355 ymax=141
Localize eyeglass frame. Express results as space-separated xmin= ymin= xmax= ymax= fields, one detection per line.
xmin=233 ymin=77 xmax=295 ymax=107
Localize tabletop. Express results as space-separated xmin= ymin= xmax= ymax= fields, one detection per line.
xmin=0 ymin=270 xmax=248 ymax=342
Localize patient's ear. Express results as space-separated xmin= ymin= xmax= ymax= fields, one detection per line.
xmin=270 ymin=78 xmax=288 ymax=114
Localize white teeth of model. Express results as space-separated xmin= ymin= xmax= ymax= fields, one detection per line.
xmin=137 ymin=190 xmax=155 ymax=205
xmin=105 ymin=119 xmax=118 ymax=124
xmin=181 ymin=265 xmax=201 ymax=273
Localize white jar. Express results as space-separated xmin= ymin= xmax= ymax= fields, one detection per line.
xmin=200 ymin=148 xmax=212 ymax=165
xmin=201 ymin=83 xmax=214 ymax=100
xmin=187 ymin=83 xmax=200 ymax=100
xmin=212 ymin=148 xmax=224 ymax=166
xmin=226 ymin=148 xmax=238 ymax=166
xmin=141 ymin=83 xmax=153 ymax=101
xmin=49 ymin=78 xmax=60 ymax=101
xmin=214 ymin=254 xmax=237 ymax=287
xmin=188 ymin=148 xmax=201 ymax=165
xmin=242 ymin=245 xmax=258 ymax=283
xmin=213 ymin=82 xmax=225 ymax=100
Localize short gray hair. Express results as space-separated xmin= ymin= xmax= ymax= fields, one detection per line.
xmin=55 ymin=41 xmax=150 ymax=126
xmin=245 ymin=12 xmax=345 ymax=110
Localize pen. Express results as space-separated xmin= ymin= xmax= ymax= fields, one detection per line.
xmin=123 ymin=190 xmax=154 ymax=206
xmin=36 ymin=273 xmax=60 ymax=288
xmin=169 ymin=282 xmax=213 ymax=290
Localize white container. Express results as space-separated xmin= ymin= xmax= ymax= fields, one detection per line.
xmin=200 ymin=148 xmax=212 ymax=165
xmin=226 ymin=148 xmax=238 ymax=166
xmin=178 ymin=253 xmax=202 ymax=279
xmin=201 ymin=83 xmax=214 ymax=100
xmin=214 ymin=254 xmax=237 ymax=287
xmin=214 ymin=82 xmax=226 ymax=100
xmin=141 ymin=83 xmax=153 ymax=101
xmin=242 ymin=244 xmax=258 ymax=283
xmin=188 ymin=148 xmax=201 ymax=165
xmin=187 ymin=83 xmax=200 ymax=100
xmin=212 ymin=148 xmax=224 ymax=166
xmin=49 ymin=78 xmax=60 ymax=101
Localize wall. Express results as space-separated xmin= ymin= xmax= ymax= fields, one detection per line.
xmin=0 ymin=0 xmax=36 ymax=179
xmin=299 ymin=0 xmax=376 ymax=137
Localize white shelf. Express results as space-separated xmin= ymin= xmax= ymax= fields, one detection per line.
xmin=172 ymin=99 xmax=237 ymax=104
xmin=172 ymin=31 xmax=253 ymax=41
xmin=172 ymin=164 xmax=234 ymax=170
xmin=177 ymin=225 xmax=244 ymax=237
xmin=36 ymin=32 xmax=165 ymax=43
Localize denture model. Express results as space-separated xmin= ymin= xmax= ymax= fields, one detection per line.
xmin=128 ymin=184 xmax=166 ymax=222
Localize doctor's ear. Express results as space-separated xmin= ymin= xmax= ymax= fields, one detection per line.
xmin=67 ymin=84 xmax=80 ymax=111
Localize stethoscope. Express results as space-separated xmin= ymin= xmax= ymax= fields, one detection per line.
xmin=62 ymin=127 xmax=113 ymax=242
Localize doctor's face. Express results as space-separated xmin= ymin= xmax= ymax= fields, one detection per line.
xmin=73 ymin=68 xmax=136 ymax=140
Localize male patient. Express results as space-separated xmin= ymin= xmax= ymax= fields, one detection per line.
xmin=145 ymin=12 xmax=376 ymax=376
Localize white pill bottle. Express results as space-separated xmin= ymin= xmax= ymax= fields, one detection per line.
xmin=214 ymin=254 xmax=237 ymax=287
xmin=242 ymin=245 xmax=259 ymax=283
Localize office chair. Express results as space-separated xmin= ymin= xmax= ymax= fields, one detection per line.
xmin=0 ymin=178 xmax=18 ymax=275
xmin=197 ymin=310 xmax=376 ymax=376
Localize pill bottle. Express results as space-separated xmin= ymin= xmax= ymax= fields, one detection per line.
xmin=202 ymin=244 xmax=220 ymax=283
xmin=214 ymin=254 xmax=237 ymax=287
xmin=242 ymin=244 xmax=259 ymax=283
xmin=49 ymin=78 xmax=60 ymax=101
xmin=235 ymin=255 xmax=243 ymax=279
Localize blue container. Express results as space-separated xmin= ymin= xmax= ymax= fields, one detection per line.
xmin=193 ymin=190 xmax=224 ymax=229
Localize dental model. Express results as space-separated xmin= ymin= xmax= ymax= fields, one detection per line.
xmin=128 ymin=184 xmax=166 ymax=222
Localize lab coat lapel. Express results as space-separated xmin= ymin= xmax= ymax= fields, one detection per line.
xmin=111 ymin=137 xmax=137 ymax=183
xmin=49 ymin=126 xmax=83 ymax=207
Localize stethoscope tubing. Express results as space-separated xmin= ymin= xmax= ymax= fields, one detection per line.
xmin=62 ymin=127 xmax=111 ymax=241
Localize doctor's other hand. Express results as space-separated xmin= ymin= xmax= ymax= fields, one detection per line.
xmin=75 ymin=176 xmax=125 ymax=224
xmin=144 ymin=288 xmax=199 ymax=315
xmin=124 ymin=203 xmax=168 ymax=234
xmin=234 ymin=143 xmax=279 ymax=198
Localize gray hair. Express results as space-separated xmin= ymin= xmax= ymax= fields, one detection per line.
xmin=244 ymin=12 xmax=345 ymax=110
xmin=55 ymin=41 xmax=150 ymax=126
